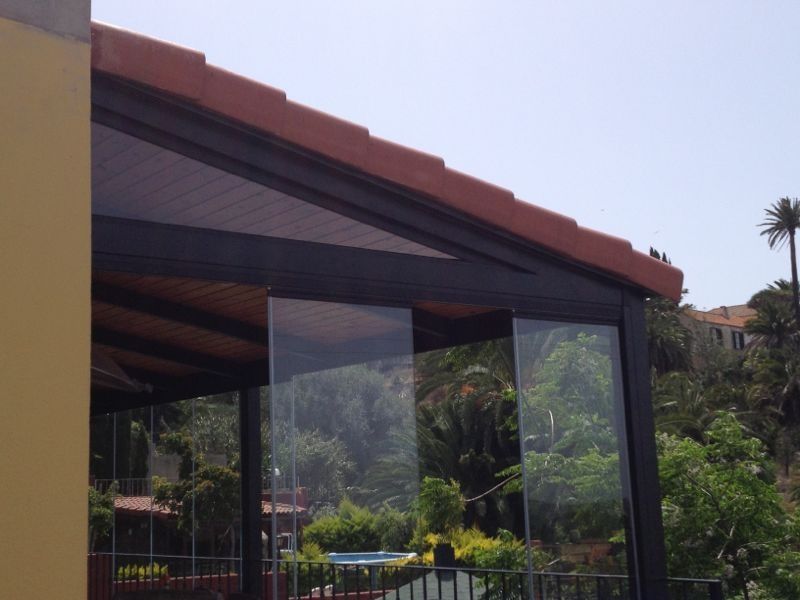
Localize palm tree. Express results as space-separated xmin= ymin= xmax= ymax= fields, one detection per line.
xmin=759 ymin=197 xmax=800 ymax=324
xmin=645 ymin=294 xmax=692 ymax=375
xmin=745 ymin=300 xmax=796 ymax=350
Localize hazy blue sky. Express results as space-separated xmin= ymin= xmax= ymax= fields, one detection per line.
xmin=92 ymin=1 xmax=800 ymax=310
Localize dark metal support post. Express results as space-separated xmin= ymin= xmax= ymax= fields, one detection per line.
xmin=620 ymin=290 xmax=669 ymax=600
xmin=239 ymin=387 xmax=263 ymax=597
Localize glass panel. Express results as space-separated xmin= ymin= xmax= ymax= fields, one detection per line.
xmin=193 ymin=393 xmax=242 ymax=594
xmin=269 ymin=298 xmax=524 ymax=600
xmin=513 ymin=320 xmax=630 ymax=583
xmin=113 ymin=407 xmax=153 ymax=559
xmin=268 ymin=298 xmax=417 ymax=597
xmin=152 ymin=399 xmax=194 ymax=563
xmin=89 ymin=413 xmax=115 ymax=554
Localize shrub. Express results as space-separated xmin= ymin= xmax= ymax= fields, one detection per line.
xmin=303 ymin=498 xmax=380 ymax=552
xmin=117 ymin=562 xmax=168 ymax=581
xmin=376 ymin=504 xmax=415 ymax=551
xmin=417 ymin=477 xmax=464 ymax=541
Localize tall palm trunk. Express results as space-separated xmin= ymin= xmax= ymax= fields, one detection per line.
xmin=791 ymin=232 xmax=800 ymax=325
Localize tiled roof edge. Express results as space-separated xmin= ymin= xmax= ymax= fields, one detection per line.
xmin=89 ymin=21 xmax=684 ymax=301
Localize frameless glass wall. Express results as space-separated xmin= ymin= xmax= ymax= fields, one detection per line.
xmin=88 ymin=393 xmax=242 ymax=595
xmin=513 ymin=319 xmax=630 ymax=593
xmin=267 ymin=297 xmax=417 ymax=595
xmin=90 ymin=304 xmax=636 ymax=599
xmin=267 ymin=298 xmax=528 ymax=599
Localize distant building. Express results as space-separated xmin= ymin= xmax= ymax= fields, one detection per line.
xmin=682 ymin=304 xmax=756 ymax=351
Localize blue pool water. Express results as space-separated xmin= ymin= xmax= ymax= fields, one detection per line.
xmin=327 ymin=551 xmax=416 ymax=565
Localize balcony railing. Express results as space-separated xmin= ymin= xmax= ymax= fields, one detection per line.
xmin=88 ymin=554 xmax=723 ymax=600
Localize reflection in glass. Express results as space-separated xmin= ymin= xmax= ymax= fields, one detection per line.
xmin=268 ymin=298 xmax=418 ymax=596
xmin=268 ymin=299 xmax=530 ymax=599
xmin=152 ymin=399 xmax=194 ymax=559
xmin=514 ymin=320 xmax=629 ymax=579
xmin=89 ymin=413 xmax=116 ymax=554
xmin=113 ymin=407 xmax=153 ymax=557
xmin=89 ymin=394 xmax=244 ymax=593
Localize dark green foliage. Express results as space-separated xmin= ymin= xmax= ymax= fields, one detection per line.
xmin=290 ymin=364 xmax=409 ymax=472
xmin=302 ymin=499 xmax=381 ymax=552
xmin=658 ymin=414 xmax=800 ymax=597
xmin=500 ymin=333 xmax=626 ymax=571
xmin=645 ymin=294 xmax=692 ymax=376
xmin=88 ymin=483 xmax=115 ymax=551
xmin=152 ymin=431 xmax=240 ymax=549
xmin=129 ymin=419 xmax=150 ymax=478
xmin=417 ymin=477 xmax=464 ymax=541
xmin=361 ymin=342 xmax=522 ymax=533
xmin=759 ymin=197 xmax=800 ymax=324
xmin=650 ymin=246 xmax=672 ymax=264
xmin=375 ymin=504 xmax=416 ymax=551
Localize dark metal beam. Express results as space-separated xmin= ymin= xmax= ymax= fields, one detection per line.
xmin=412 ymin=308 xmax=514 ymax=353
xmin=93 ymin=281 xmax=267 ymax=345
xmin=619 ymin=289 xmax=668 ymax=600
xmin=91 ymin=359 xmax=268 ymax=415
xmin=93 ymin=216 xmax=623 ymax=323
xmin=92 ymin=326 xmax=245 ymax=378
xmin=240 ymin=387 xmax=263 ymax=597
xmin=111 ymin=366 xmax=182 ymax=391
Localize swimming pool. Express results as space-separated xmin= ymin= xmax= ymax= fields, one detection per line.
xmin=326 ymin=551 xmax=416 ymax=565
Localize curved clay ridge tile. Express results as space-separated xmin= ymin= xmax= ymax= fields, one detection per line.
xmin=89 ymin=21 xmax=684 ymax=301
xmin=572 ymin=226 xmax=633 ymax=279
xmin=91 ymin=22 xmax=205 ymax=100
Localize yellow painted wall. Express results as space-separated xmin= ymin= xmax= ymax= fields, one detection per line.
xmin=0 ymin=16 xmax=90 ymax=600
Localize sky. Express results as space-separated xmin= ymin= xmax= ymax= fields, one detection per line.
xmin=91 ymin=1 xmax=800 ymax=310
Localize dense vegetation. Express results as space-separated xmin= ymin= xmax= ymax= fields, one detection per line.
xmin=648 ymin=198 xmax=800 ymax=599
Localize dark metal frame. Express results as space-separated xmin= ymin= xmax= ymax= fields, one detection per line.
xmin=90 ymin=73 xmax=670 ymax=599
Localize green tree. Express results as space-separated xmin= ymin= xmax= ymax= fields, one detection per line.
xmin=302 ymin=498 xmax=381 ymax=552
xmin=417 ymin=476 xmax=465 ymax=542
xmin=658 ymin=413 xmax=799 ymax=598
xmin=645 ymin=250 xmax=692 ymax=376
xmin=746 ymin=300 xmax=796 ymax=350
xmin=759 ymin=197 xmax=800 ymax=324
xmin=153 ymin=431 xmax=240 ymax=557
xmin=88 ymin=483 xmax=115 ymax=552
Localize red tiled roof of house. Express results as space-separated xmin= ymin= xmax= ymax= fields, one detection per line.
xmin=114 ymin=496 xmax=301 ymax=518
xmin=684 ymin=309 xmax=751 ymax=328
xmin=707 ymin=304 xmax=756 ymax=319
xmin=90 ymin=22 xmax=683 ymax=301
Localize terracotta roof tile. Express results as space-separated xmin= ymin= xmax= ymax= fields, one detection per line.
xmin=201 ymin=65 xmax=287 ymax=134
xmin=684 ymin=309 xmax=750 ymax=328
xmin=439 ymin=168 xmax=515 ymax=229
xmin=364 ymin=137 xmax=445 ymax=198
xmin=281 ymin=101 xmax=370 ymax=168
xmin=114 ymin=496 xmax=171 ymax=516
xmin=114 ymin=496 xmax=302 ymax=518
xmin=628 ymin=251 xmax=683 ymax=300
xmin=506 ymin=200 xmax=578 ymax=258
xmin=92 ymin=22 xmax=205 ymax=100
xmin=572 ymin=226 xmax=632 ymax=278
xmin=89 ymin=22 xmax=684 ymax=301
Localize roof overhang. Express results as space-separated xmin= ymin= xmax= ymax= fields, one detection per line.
xmin=89 ymin=20 xmax=683 ymax=301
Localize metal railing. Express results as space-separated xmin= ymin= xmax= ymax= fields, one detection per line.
xmin=667 ymin=577 xmax=724 ymax=600
xmin=88 ymin=553 xmax=242 ymax=600
xmin=88 ymin=554 xmax=723 ymax=600
xmin=273 ymin=559 xmax=724 ymax=600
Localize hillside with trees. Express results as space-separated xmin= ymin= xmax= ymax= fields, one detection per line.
xmin=648 ymin=197 xmax=800 ymax=599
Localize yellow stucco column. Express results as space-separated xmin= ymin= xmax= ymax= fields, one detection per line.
xmin=0 ymin=3 xmax=90 ymax=598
